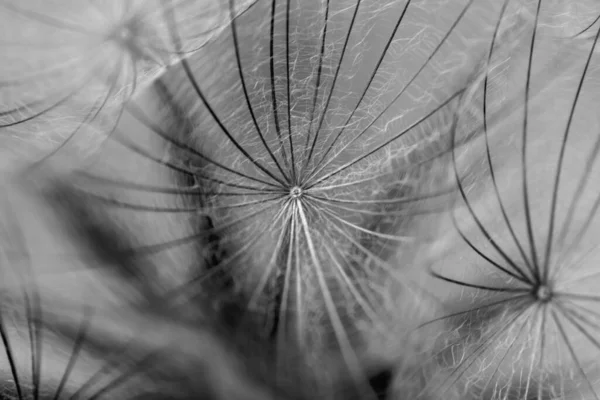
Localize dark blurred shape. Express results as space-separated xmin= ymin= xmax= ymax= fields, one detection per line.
xmin=367 ymin=368 xmax=393 ymax=400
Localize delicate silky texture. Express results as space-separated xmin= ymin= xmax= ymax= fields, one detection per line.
xmin=2 ymin=1 xmax=600 ymax=400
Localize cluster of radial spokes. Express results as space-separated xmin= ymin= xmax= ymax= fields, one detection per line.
xmin=62 ymin=3 xmax=484 ymax=388
xmin=426 ymin=2 xmax=600 ymax=398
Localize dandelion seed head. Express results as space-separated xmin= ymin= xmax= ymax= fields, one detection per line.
xmin=289 ymin=186 xmax=303 ymax=199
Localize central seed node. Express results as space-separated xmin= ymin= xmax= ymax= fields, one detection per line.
xmin=112 ymin=24 xmax=134 ymax=46
xmin=535 ymin=285 xmax=552 ymax=302
xmin=290 ymin=186 xmax=303 ymax=199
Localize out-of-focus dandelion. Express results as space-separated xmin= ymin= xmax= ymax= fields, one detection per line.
xmin=0 ymin=0 xmax=256 ymax=172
